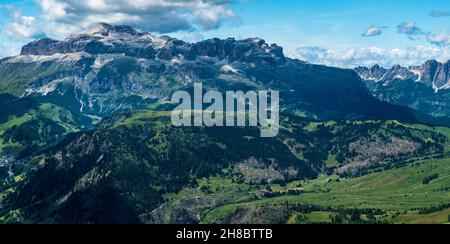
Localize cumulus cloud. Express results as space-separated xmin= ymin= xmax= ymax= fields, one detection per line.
xmin=396 ymin=20 xmax=427 ymax=39
xmin=430 ymin=10 xmax=450 ymax=17
xmin=0 ymin=39 xmax=23 ymax=58
xmin=427 ymin=29 xmax=450 ymax=46
xmin=5 ymin=15 xmax=44 ymax=39
xmin=361 ymin=26 xmax=383 ymax=37
xmin=292 ymin=45 xmax=450 ymax=68
xmin=1 ymin=6 xmax=45 ymax=40
xmin=36 ymin=0 xmax=237 ymax=38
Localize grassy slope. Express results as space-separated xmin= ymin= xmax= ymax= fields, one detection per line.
xmin=294 ymin=158 xmax=449 ymax=210
xmin=394 ymin=208 xmax=450 ymax=224
xmin=200 ymin=157 xmax=450 ymax=224
xmin=0 ymin=60 xmax=77 ymax=96
xmin=1 ymin=108 xmax=449 ymax=224
xmin=95 ymin=115 xmax=450 ymax=223
xmin=0 ymin=103 xmax=94 ymax=155
xmin=193 ymin=122 xmax=450 ymax=224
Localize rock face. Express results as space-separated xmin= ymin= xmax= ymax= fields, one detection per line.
xmin=417 ymin=60 xmax=441 ymax=83
xmin=355 ymin=60 xmax=450 ymax=117
xmin=434 ymin=61 xmax=450 ymax=88
xmin=20 ymin=38 xmax=61 ymax=56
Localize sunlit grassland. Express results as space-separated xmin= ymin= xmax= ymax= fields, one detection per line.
xmin=201 ymin=157 xmax=450 ymax=224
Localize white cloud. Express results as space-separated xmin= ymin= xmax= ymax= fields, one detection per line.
xmin=427 ymin=28 xmax=450 ymax=46
xmin=5 ymin=15 xmax=43 ymax=39
xmin=0 ymin=6 xmax=45 ymax=57
xmin=2 ymin=7 xmax=45 ymax=40
xmin=0 ymin=40 xmax=23 ymax=58
xmin=292 ymin=45 xmax=450 ymax=68
xmin=36 ymin=0 xmax=237 ymax=39
xmin=396 ymin=20 xmax=426 ymax=39
xmin=361 ymin=26 xmax=382 ymax=37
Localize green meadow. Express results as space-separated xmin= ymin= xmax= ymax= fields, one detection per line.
xmin=199 ymin=157 xmax=450 ymax=224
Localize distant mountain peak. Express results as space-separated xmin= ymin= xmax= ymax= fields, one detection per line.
xmin=355 ymin=59 xmax=450 ymax=91
xmin=392 ymin=64 xmax=402 ymax=70
xmin=424 ymin=59 xmax=440 ymax=66
xmin=372 ymin=64 xmax=381 ymax=69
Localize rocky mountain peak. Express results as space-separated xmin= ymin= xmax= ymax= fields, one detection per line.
xmin=392 ymin=64 xmax=402 ymax=71
xmin=356 ymin=59 xmax=450 ymax=91
xmin=423 ymin=59 xmax=439 ymax=67
xmin=73 ymin=23 xmax=139 ymax=37
xmin=354 ymin=64 xmax=388 ymax=81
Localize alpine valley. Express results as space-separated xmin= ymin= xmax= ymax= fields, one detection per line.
xmin=0 ymin=24 xmax=449 ymax=224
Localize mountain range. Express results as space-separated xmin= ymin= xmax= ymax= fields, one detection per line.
xmin=0 ymin=24 xmax=449 ymax=224
xmin=356 ymin=60 xmax=450 ymax=117
xmin=0 ymin=23 xmax=432 ymax=123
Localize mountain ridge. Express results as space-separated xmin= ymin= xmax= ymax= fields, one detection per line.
xmin=355 ymin=60 xmax=450 ymax=117
xmin=355 ymin=59 xmax=450 ymax=92
xmin=1 ymin=23 xmax=439 ymax=126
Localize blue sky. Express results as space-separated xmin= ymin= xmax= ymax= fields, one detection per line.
xmin=0 ymin=0 xmax=449 ymax=67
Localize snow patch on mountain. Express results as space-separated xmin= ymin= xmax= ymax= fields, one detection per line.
xmin=221 ymin=64 xmax=240 ymax=74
